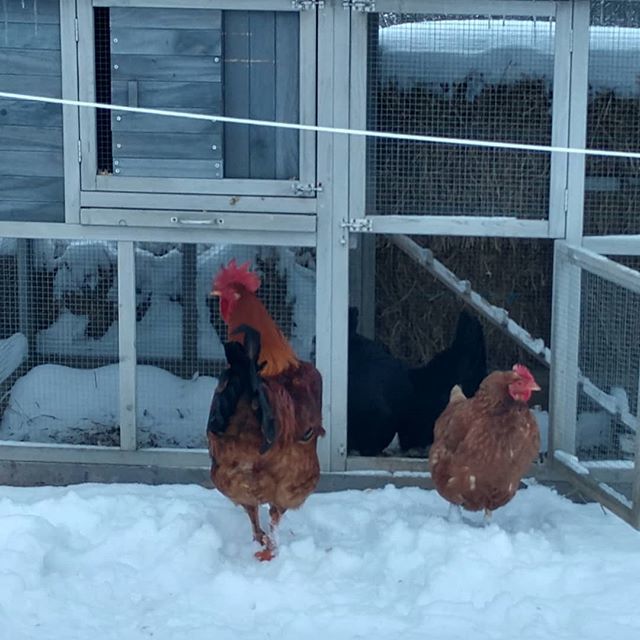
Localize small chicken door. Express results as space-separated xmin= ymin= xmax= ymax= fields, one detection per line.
xmin=77 ymin=0 xmax=317 ymax=203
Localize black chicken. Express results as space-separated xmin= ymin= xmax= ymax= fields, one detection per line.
xmin=347 ymin=307 xmax=413 ymax=456
xmin=399 ymin=309 xmax=487 ymax=453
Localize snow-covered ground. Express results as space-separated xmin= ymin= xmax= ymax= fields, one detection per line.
xmin=0 ymin=482 xmax=639 ymax=640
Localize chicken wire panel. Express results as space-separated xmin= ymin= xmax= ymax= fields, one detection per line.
xmin=0 ymin=238 xmax=120 ymax=446
xmin=584 ymin=0 xmax=640 ymax=235
xmin=94 ymin=7 xmax=299 ymax=181
xmin=347 ymin=235 xmax=551 ymax=458
xmin=366 ymin=13 xmax=554 ymax=218
xmin=134 ymin=242 xmax=316 ymax=449
xmin=577 ymin=268 xmax=640 ymax=465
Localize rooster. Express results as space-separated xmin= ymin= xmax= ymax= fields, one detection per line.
xmin=429 ymin=364 xmax=540 ymax=519
xmin=207 ymin=259 xmax=324 ymax=561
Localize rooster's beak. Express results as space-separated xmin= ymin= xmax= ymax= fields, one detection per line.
xmin=211 ymin=290 xmax=221 ymax=297
xmin=530 ymin=381 xmax=541 ymax=392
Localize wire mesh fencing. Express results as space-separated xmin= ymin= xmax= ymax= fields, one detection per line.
xmin=366 ymin=12 xmax=554 ymax=218
xmin=584 ymin=0 xmax=640 ymax=235
xmin=0 ymin=238 xmax=120 ymax=446
xmin=133 ymin=242 xmax=316 ymax=449
xmin=0 ymin=239 xmax=316 ymax=450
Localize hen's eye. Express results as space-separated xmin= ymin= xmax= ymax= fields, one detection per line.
xmin=300 ymin=428 xmax=314 ymax=442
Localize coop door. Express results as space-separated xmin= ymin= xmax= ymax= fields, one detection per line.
xmin=77 ymin=0 xmax=316 ymax=202
xmin=347 ymin=0 xmax=570 ymax=238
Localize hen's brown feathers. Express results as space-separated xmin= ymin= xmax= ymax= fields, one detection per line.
xmin=429 ymin=369 xmax=540 ymax=513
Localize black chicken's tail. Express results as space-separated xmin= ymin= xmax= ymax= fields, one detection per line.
xmin=206 ymin=324 xmax=277 ymax=453
xmin=451 ymin=309 xmax=487 ymax=394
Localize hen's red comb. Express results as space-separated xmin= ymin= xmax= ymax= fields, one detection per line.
xmin=512 ymin=363 xmax=534 ymax=380
xmin=213 ymin=259 xmax=261 ymax=293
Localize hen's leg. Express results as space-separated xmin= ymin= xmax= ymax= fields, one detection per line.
xmin=483 ymin=508 xmax=492 ymax=525
xmin=447 ymin=503 xmax=463 ymax=523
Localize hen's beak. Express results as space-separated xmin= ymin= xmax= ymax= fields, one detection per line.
xmin=211 ymin=289 xmax=221 ymax=297
xmin=529 ymin=381 xmax=541 ymax=392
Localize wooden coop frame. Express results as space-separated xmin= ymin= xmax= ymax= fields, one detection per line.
xmin=0 ymin=0 xmax=639 ymax=527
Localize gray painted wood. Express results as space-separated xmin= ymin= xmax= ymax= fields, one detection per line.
xmin=0 ymin=22 xmax=60 ymax=49
xmin=0 ymin=1 xmax=63 ymax=222
xmin=111 ymin=80 xmax=222 ymax=109
xmin=0 ymin=73 xmax=61 ymax=96
xmin=112 ymin=131 xmax=222 ymax=160
xmin=0 ymin=48 xmax=61 ymax=75
xmin=0 ymin=99 xmax=62 ymax=127
xmin=114 ymin=158 xmax=223 ymax=178
xmin=0 ymin=201 xmax=63 ymax=221
xmin=1 ymin=0 xmax=60 ymax=24
xmin=0 ymin=175 xmax=63 ymax=201
xmin=274 ymin=12 xmax=299 ymax=180
xmin=223 ymin=10 xmax=299 ymax=180
xmin=223 ymin=11 xmax=250 ymax=179
xmin=0 ymin=125 xmax=63 ymax=152
xmin=109 ymin=8 xmax=223 ymax=180
xmin=249 ymin=12 xmax=276 ymax=179
xmin=112 ymin=54 xmax=222 ymax=83
xmin=110 ymin=8 xmax=221 ymax=30
xmin=0 ymin=150 xmax=63 ymax=177
xmin=111 ymin=28 xmax=221 ymax=56
xmin=111 ymin=111 xmax=220 ymax=134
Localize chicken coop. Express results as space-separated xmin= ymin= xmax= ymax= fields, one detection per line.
xmin=0 ymin=0 xmax=639 ymax=527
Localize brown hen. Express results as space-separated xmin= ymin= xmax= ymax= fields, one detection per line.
xmin=429 ymin=364 xmax=540 ymax=518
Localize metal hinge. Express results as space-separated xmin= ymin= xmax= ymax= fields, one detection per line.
xmin=564 ymin=187 xmax=569 ymax=213
xmin=292 ymin=182 xmax=323 ymax=195
xmin=342 ymin=0 xmax=376 ymax=11
xmin=341 ymin=218 xmax=373 ymax=232
xmin=292 ymin=0 xmax=324 ymax=10
xmin=77 ymin=140 xmax=82 ymax=164
xmin=74 ymin=17 xmax=79 ymax=42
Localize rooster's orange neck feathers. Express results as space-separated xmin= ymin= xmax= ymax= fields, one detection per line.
xmin=228 ymin=291 xmax=299 ymax=377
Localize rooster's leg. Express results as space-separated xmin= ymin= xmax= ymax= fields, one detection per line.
xmin=243 ymin=505 xmax=275 ymax=562
xmin=243 ymin=505 xmax=269 ymax=547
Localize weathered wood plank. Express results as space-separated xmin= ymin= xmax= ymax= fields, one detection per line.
xmin=274 ymin=12 xmax=299 ymax=180
xmin=111 ymin=8 xmax=221 ymax=30
xmin=0 ymin=200 xmax=64 ymax=222
xmin=111 ymin=80 xmax=221 ymax=109
xmin=114 ymin=157 xmax=222 ymax=178
xmin=0 ymin=175 xmax=64 ymax=202
xmin=0 ymin=22 xmax=60 ymax=49
xmin=223 ymin=11 xmax=250 ymax=179
xmin=0 ymin=99 xmax=62 ymax=127
xmin=111 ymin=110 xmax=220 ymax=133
xmin=0 ymin=124 xmax=62 ymax=152
xmin=111 ymin=28 xmax=221 ymax=56
xmin=111 ymin=54 xmax=221 ymax=82
xmin=249 ymin=12 xmax=276 ymax=179
xmin=112 ymin=131 xmax=222 ymax=160
xmin=0 ymin=48 xmax=60 ymax=76
xmin=0 ymin=0 xmax=60 ymax=24
xmin=0 ymin=74 xmax=60 ymax=96
xmin=0 ymin=150 xmax=63 ymax=177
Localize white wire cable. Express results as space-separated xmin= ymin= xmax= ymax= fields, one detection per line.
xmin=3 ymin=90 xmax=640 ymax=160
